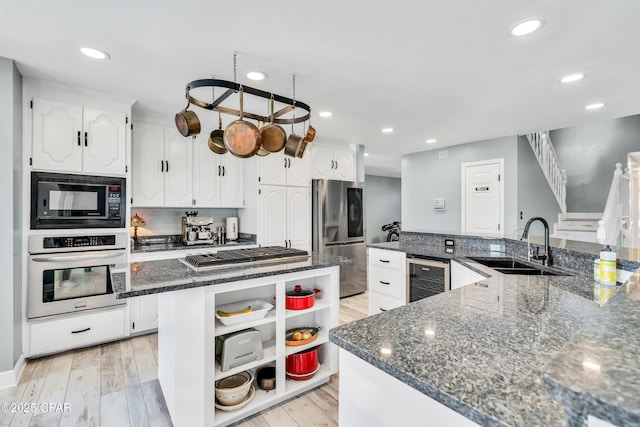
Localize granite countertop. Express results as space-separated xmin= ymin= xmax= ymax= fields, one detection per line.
xmin=334 ymin=237 xmax=640 ymax=426
xmin=113 ymin=252 xmax=352 ymax=299
xmin=131 ymin=234 xmax=256 ymax=254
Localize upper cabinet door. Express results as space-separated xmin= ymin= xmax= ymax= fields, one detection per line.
xmin=82 ymin=107 xmax=127 ymax=176
xmin=132 ymin=122 xmax=164 ymax=207
xmin=287 ymin=186 xmax=310 ymax=250
xmin=164 ymin=128 xmax=192 ymax=207
xmin=259 ymin=185 xmax=287 ymax=247
xmin=311 ymin=146 xmax=334 ymax=179
xmin=259 ymin=151 xmax=287 ymax=186
xmin=32 ymin=98 xmax=83 ymax=173
xmin=220 ymin=154 xmax=244 ymax=207
xmin=287 ymin=154 xmax=311 ymax=187
xmin=333 ymin=149 xmax=355 ymax=181
xmin=192 ymin=134 xmax=222 ymax=207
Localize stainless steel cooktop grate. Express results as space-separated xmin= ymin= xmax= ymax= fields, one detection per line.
xmin=181 ymin=246 xmax=308 ymax=271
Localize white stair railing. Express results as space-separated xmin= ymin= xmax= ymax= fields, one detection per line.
xmin=596 ymin=163 xmax=631 ymax=246
xmin=526 ymin=131 xmax=567 ymax=213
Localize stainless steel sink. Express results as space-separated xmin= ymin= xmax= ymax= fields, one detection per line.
xmin=468 ymin=257 xmax=571 ymax=276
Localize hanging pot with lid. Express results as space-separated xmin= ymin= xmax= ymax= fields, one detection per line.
xmin=285 ymin=285 xmax=321 ymax=310
xmin=207 ymin=113 xmax=227 ymax=154
xmin=224 ymin=87 xmax=262 ymax=158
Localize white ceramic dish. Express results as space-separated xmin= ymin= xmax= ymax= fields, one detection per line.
xmin=215 ymin=299 xmax=274 ymax=326
xmin=215 ymin=386 xmax=255 ymax=412
xmin=215 ymin=371 xmax=254 ymax=405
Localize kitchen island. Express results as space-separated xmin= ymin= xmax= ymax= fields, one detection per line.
xmin=330 ymin=232 xmax=640 ymax=427
xmin=114 ymin=252 xmax=351 ymax=427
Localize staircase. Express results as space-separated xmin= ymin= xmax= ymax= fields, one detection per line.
xmin=526 ymin=132 xmax=630 ymax=245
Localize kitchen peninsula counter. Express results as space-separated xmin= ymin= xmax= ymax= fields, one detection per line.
xmin=331 ymin=233 xmax=640 ymax=427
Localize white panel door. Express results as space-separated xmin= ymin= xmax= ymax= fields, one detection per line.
xmin=259 ymin=151 xmax=287 ymax=186
xmin=462 ymin=160 xmax=502 ymax=236
xmin=164 ymin=128 xmax=192 ymax=207
xmin=192 ymin=134 xmax=222 ymax=207
xmin=311 ymin=146 xmax=335 ymax=179
xmin=32 ymin=98 xmax=83 ymax=172
xmin=220 ymin=154 xmax=244 ymax=207
xmin=83 ymin=107 xmax=127 ymax=176
xmin=287 ymin=186 xmax=310 ymax=250
xmin=131 ymin=294 xmax=159 ymax=334
xmin=333 ymin=149 xmax=355 ymax=181
xmin=132 ymin=122 xmax=165 ymax=206
xmin=260 ymin=185 xmax=287 ymax=247
xmin=287 ymin=154 xmax=311 ymax=187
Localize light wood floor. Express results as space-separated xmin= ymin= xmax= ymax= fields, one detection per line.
xmin=0 ymin=292 xmax=368 ymax=427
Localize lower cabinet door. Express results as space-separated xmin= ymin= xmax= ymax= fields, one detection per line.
xmin=369 ymin=266 xmax=404 ymax=299
xmin=131 ymin=294 xmax=159 ymax=334
xmin=368 ymin=292 xmax=404 ymax=316
xmin=29 ymin=307 xmax=127 ymax=356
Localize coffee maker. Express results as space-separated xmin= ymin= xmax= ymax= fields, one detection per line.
xmin=182 ymin=211 xmax=215 ymax=245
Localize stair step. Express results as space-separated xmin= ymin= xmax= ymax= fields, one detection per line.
xmin=551 ymin=230 xmax=598 ymax=243
xmin=558 ymin=212 xmax=603 ymax=221
xmin=555 ymin=221 xmax=599 ymax=231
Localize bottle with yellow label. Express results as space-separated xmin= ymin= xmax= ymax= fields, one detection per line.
xmin=599 ymin=245 xmax=617 ymax=286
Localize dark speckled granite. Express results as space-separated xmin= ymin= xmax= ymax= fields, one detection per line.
xmin=113 ymin=253 xmax=352 ymax=298
xmin=353 ymin=231 xmax=640 ymax=426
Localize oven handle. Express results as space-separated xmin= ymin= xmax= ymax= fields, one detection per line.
xmin=31 ymin=250 xmax=126 ymax=262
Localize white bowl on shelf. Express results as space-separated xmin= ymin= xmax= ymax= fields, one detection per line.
xmin=215 ymin=371 xmax=254 ymax=406
xmin=215 ymin=299 xmax=274 ymax=326
xmin=215 ymin=385 xmax=256 ymax=411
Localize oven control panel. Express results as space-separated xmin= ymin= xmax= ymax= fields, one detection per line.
xmin=43 ymin=235 xmax=117 ymax=249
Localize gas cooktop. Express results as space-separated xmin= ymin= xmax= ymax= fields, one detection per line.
xmin=180 ymin=246 xmax=309 ymax=271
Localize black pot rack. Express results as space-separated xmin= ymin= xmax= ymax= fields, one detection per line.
xmin=185 ymin=78 xmax=311 ymax=125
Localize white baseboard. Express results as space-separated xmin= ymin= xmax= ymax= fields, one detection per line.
xmin=0 ymin=355 xmax=26 ymax=390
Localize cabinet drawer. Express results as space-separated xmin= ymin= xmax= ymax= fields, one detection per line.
xmin=369 ymin=266 xmax=405 ymax=299
xmin=369 ymin=248 xmax=405 ymax=270
xmin=368 ymin=292 xmax=405 ymax=316
xmin=30 ymin=307 xmax=127 ymax=356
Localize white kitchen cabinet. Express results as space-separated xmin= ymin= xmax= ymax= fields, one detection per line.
xmin=311 ymin=145 xmax=355 ymax=181
xmin=259 ymin=151 xmax=311 ymax=187
xmin=450 ymin=260 xmax=486 ymax=290
xmin=259 ymin=185 xmax=310 ymax=250
xmin=367 ymin=248 xmax=406 ymax=315
xmin=132 ymin=122 xmax=192 ymax=207
xmin=130 ymin=294 xmax=159 ymax=334
xmin=219 ymin=154 xmax=245 ymax=207
xmin=32 ymin=98 xmax=127 ymax=175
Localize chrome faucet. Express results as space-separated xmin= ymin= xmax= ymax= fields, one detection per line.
xmin=520 ymin=217 xmax=550 ymax=266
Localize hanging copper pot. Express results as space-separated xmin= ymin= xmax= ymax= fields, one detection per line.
xmin=284 ymin=132 xmax=303 ymax=157
xmin=260 ymin=96 xmax=287 ymax=153
xmin=224 ymin=88 xmax=261 ymax=158
xmin=256 ymin=120 xmax=270 ymax=156
xmin=207 ymin=113 xmax=227 ymax=154
xmin=175 ymin=103 xmax=201 ymax=137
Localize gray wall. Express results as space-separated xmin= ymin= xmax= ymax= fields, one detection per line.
xmin=0 ymin=57 xmax=22 ymax=371
xmin=516 ymin=136 xmax=562 ymax=238
xmin=401 ymin=135 xmax=518 ymax=235
xmin=551 ymin=114 xmax=640 ymax=212
xmin=365 ymin=175 xmax=401 ymax=243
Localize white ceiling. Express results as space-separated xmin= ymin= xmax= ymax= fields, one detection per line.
xmin=2 ymin=1 xmax=640 ymax=178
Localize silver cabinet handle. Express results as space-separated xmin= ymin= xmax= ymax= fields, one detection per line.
xmin=32 ymin=250 xmax=126 ymax=262
xmin=422 ymin=267 xmax=431 ymax=271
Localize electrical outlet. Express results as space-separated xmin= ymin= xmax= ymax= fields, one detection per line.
xmin=489 ymin=244 xmax=503 ymax=252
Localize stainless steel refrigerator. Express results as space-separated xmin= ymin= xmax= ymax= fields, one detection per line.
xmin=312 ymin=179 xmax=367 ymax=298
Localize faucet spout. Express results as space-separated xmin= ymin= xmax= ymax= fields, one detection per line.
xmin=521 ymin=217 xmax=550 ymax=266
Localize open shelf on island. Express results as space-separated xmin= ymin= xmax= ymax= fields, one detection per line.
xmin=214 ymin=310 xmax=277 ymax=337
xmin=215 ymin=339 xmax=277 ymax=380
xmin=285 ymin=299 xmax=331 ymax=319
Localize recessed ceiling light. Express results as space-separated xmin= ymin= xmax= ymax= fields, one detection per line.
xmin=585 ymin=102 xmax=605 ymax=110
xmin=382 ymin=127 xmax=394 ymax=133
xmin=426 ymin=139 xmax=437 ymax=144
xmin=364 ymin=153 xmax=369 ymax=157
xmin=80 ymin=47 xmax=110 ymax=60
xmin=246 ymin=71 xmax=267 ymax=81
xmin=319 ymin=111 xmax=333 ymax=118
xmin=510 ymin=18 xmax=543 ymax=36
xmin=560 ymin=73 xmax=585 ymax=83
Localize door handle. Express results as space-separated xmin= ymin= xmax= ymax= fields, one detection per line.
xmin=218 ymin=165 xmax=221 ymax=176
xmin=71 ymin=327 xmax=91 ymax=334
xmin=222 ymin=166 xmax=225 ymax=176
xmin=161 ymin=160 xmax=164 ymax=172
xmin=165 ymin=161 xmax=169 ymax=172
xmin=379 ymin=259 xmax=390 ymax=263
xmin=77 ymin=131 xmax=81 ymax=146
xmin=84 ymin=132 xmax=88 ymax=147
xmin=421 ymin=267 xmax=431 ymax=271
xmin=379 ymin=307 xmax=387 ymax=312
xmin=31 ymin=250 xmax=126 ymax=262
xmin=331 ymin=160 xmax=335 ymax=169
xmin=335 ymin=161 xmax=338 ymax=169
xmin=379 ymin=281 xmax=390 ymax=285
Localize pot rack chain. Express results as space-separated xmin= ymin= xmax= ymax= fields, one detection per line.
xmin=185 ymin=53 xmax=310 ymax=125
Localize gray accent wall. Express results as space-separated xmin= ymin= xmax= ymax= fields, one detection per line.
xmin=0 ymin=57 xmax=22 ymax=371
xmin=365 ymin=175 xmax=401 ymax=243
xmin=516 ymin=135 xmax=562 ymax=237
xmin=551 ymin=114 xmax=640 ymax=212
xmin=402 ymin=136 xmax=518 ymax=235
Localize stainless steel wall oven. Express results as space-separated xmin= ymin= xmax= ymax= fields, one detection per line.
xmin=27 ymin=232 xmax=128 ymax=319
xmin=31 ymin=172 xmax=126 ymax=229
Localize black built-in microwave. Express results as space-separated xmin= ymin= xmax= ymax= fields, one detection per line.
xmin=31 ymin=172 xmax=126 ymax=229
